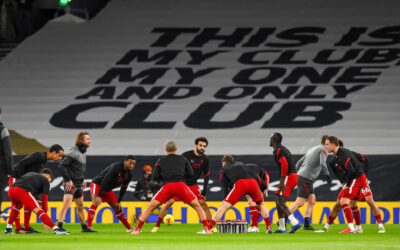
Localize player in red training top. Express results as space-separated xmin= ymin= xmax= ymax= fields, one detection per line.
xmin=205 ymin=155 xmax=272 ymax=234
xmin=152 ymin=137 xmax=213 ymax=233
xmin=246 ymin=163 xmax=270 ymax=233
xmin=324 ymin=136 xmax=384 ymax=234
xmin=5 ymin=169 xmax=68 ymax=235
xmin=270 ymin=132 xmax=301 ymax=233
xmin=131 ymin=141 xmax=211 ymax=235
xmin=86 ymin=155 xmax=136 ymax=232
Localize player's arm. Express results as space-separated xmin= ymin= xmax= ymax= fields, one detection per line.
xmin=1 ymin=127 xmax=13 ymax=176
xmin=98 ymin=166 xmax=118 ymax=198
xmin=342 ymin=154 xmax=356 ymax=187
xmin=320 ymin=150 xmax=332 ymax=183
xmin=58 ymin=155 xmax=74 ymax=182
xmin=220 ymin=171 xmax=229 ymax=197
xmin=184 ymin=158 xmax=194 ymax=179
xmin=277 ymin=150 xmax=288 ymax=191
xmin=296 ymin=155 xmax=305 ymax=171
xmin=41 ymin=180 xmax=50 ymax=213
xmin=201 ymin=159 xmax=210 ymax=197
xmin=151 ymin=160 xmax=162 ymax=183
xmin=118 ymin=173 xmax=132 ymax=202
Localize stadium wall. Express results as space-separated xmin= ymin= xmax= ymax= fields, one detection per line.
xmin=1 ymin=201 xmax=399 ymax=225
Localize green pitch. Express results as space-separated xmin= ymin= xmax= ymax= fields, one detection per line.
xmin=1 ymin=224 xmax=399 ymax=250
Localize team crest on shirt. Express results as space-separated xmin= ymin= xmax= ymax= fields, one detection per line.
xmin=117 ymin=177 xmax=123 ymax=183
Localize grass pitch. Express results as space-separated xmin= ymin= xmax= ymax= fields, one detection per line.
xmin=1 ymin=223 xmax=399 ymax=250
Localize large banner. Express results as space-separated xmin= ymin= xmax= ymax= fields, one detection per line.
xmin=2 ymin=154 xmax=400 ymax=202
xmin=1 ymin=201 xmax=399 ymax=224
xmin=0 ymin=0 xmax=399 ymax=155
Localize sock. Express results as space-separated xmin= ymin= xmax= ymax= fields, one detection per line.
xmin=6 ymin=224 xmax=13 ymax=229
xmin=324 ymin=222 xmax=330 ymax=229
xmin=58 ymin=221 xmax=63 ymax=229
xmin=341 ymin=204 xmax=354 ymax=224
xmin=374 ymin=214 xmax=383 ymax=224
xmin=304 ymin=217 xmax=311 ymax=227
xmin=202 ymin=220 xmax=209 ymax=230
xmin=115 ymin=209 xmax=131 ymax=230
xmin=249 ymin=206 xmax=258 ymax=227
xmin=264 ymin=217 xmax=271 ymax=230
xmin=52 ymin=226 xmax=59 ymax=230
xmin=288 ymin=214 xmax=299 ymax=225
xmin=254 ymin=207 xmax=261 ymax=226
xmin=156 ymin=217 xmax=163 ymax=227
xmin=208 ymin=220 xmax=216 ymax=230
xmin=279 ymin=218 xmax=286 ymax=231
xmin=351 ymin=206 xmax=361 ymax=226
xmin=327 ymin=214 xmax=335 ymax=225
xmin=136 ymin=220 xmax=144 ymax=230
xmin=87 ymin=204 xmax=98 ymax=228
xmin=24 ymin=210 xmax=32 ymax=229
xmin=37 ymin=210 xmax=55 ymax=228
xmin=81 ymin=223 xmax=88 ymax=229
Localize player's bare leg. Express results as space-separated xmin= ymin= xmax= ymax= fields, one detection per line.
xmin=132 ymin=199 xmax=162 ymax=235
xmin=275 ymin=195 xmax=300 ymax=233
xmin=255 ymin=201 xmax=272 ymax=234
xmin=303 ymin=194 xmax=316 ymax=230
xmin=364 ymin=195 xmax=385 ymax=233
xmin=152 ymin=198 xmax=175 ymax=232
xmin=188 ymin=198 xmax=212 ymax=234
xmin=199 ymin=199 xmax=212 ymax=221
xmin=207 ymin=200 xmax=232 ymax=231
xmin=74 ymin=196 xmax=92 ymax=232
xmin=57 ymin=194 xmax=73 ymax=232
xmin=339 ymin=197 xmax=355 ymax=233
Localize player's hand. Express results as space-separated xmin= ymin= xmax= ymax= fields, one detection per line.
xmin=94 ymin=196 xmax=102 ymax=206
xmin=116 ymin=203 xmax=122 ymax=211
xmin=278 ymin=183 xmax=286 ymax=193
xmin=65 ymin=181 xmax=73 ymax=191
xmin=82 ymin=180 xmax=87 ymax=189
xmin=44 ymin=224 xmax=51 ymax=232
xmin=325 ymin=175 xmax=332 ymax=184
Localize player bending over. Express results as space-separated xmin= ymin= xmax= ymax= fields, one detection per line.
xmin=5 ymin=169 xmax=69 ymax=235
xmin=204 ymin=155 xmax=272 ymax=234
xmin=131 ymin=141 xmax=211 ymax=235
xmin=324 ymin=136 xmax=384 ymax=233
xmin=87 ymin=155 xmax=136 ymax=232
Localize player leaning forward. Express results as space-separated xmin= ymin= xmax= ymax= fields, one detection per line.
xmin=87 ymin=155 xmax=136 ymax=232
xmin=324 ymin=136 xmax=384 ymax=233
xmin=7 ymin=169 xmax=69 ymax=235
xmin=205 ymin=155 xmax=272 ymax=234
xmin=131 ymin=141 xmax=212 ymax=235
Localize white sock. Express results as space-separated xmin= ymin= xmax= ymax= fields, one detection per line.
xmin=53 ymin=226 xmax=59 ymax=230
xmin=348 ymin=223 xmax=354 ymax=231
xmin=288 ymin=214 xmax=299 ymax=225
xmin=6 ymin=224 xmax=13 ymax=229
xmin=379 ymin=223 xmax=384 ymax=228
xmin=279 ymin=218 xmax=286 ymax=230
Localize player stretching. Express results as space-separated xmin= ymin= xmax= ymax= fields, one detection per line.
xmin=87 ymin=155 xmax=136 ymax=232
xmin=152 ymin=137 xmax=213 ymax=233
xmin=131 ymin=141 xmax=211 ymax=235
xmin=6 ymin=169 xmax=69 ymax=235
xmin=317 ymin=139 xmax=384 ymax=233
xmin=58 ymin=131 xmax=92 ymax=233
xmin=205 ymin=155 xmax=272 ymax=234
xmin=324 ymin=136 xmax=384 ymax=233
xmin=7 ymin=145 xmax=64 ymax=234
xmin=246 ymin=163 xmax=270 ymax=233
xmin=269 ymin=133 xmax=301 ymax=233
xmin=288 ymin=135 xmax=332 ymax=230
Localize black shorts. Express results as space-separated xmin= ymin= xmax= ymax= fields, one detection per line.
xmin=297 ymin=176 xmax=314 ymax=199
xmin=64 ymin=181 xmax=83 ymax=199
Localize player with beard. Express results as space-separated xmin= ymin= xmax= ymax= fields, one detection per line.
xmin=151 ymin=137 xmax=213 ymax=233
xmin=57 ymin=131 xmax=92 ymax=233
xmin=270 ymin=132 xmax=301 ymax=233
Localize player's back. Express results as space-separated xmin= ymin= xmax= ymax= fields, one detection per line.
xmin=223 ymin=161 xmax=253 ymax=185
xmin=154 ymin=154 xmax=192 ymax=184
xmin=11 ymin=172 xmax=49 ymax=196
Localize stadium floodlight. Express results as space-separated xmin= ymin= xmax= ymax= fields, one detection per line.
xmin=59 ymin=0 xmax=71 ymax=7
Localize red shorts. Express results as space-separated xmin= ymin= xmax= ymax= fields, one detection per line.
xmin=8 ymin=187 xmax=41 ymax=211
xmin=8 ymin=177 xmax=17 ymax=186
xmin=90 ymin=183 xmax=118 ymax=204
xmin=153 ymin=182 xmax=196 ymax=204
xmin=172 ymin=184 xmax=205 ymax=202
xmin=341 ymin=174 xmax=372 ymax=201
xmin=275 ymin=173 xmax=298 ymax=198
xmin=225 ymin=179 xmax=263 ymax=205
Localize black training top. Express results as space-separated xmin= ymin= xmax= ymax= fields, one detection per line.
xmin=12 ymin=152 xmax=47 ymax=178
xmin=151 ymin=154 xmax=194 ymax=184
xmin=332 ymin=147 xmax=364 ymax=187
xmin=11 ymin=172 xmax=50 ymax=196
xmin=246 ymin=163 xmax=268 ymax=192
xmin=182 ymin=150 xmax=210 ymax=186
xmin=220 ymin=161 xmax=255 ymax=197
xmin=273 ymin=144 xmax=296 ymax=177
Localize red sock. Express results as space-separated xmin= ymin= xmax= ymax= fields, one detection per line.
xmin=202 ymin=220 xmax=209 ymax=230
xmin=156 ymin=217 xmax=163 ymax=227
xmin=115 ymin=209 xmax=131 ymax=229
xmin=327 ymin=214 xmax=335 ymax=224
xmin=351 ymin=206 xmax=361 ymax=226
xmin=136 ymin=220 xmax=144 ymax=230
xmin=264 ymin=217 xmax=271 ymax=230
xmin=7 ymin=207 xmax=19 ymax=227
xmin=375 ymin=214 xmax=383 ymax=224
xmin=24 ymin=210 xmax=32 ymax=229
xmin=87 ymin=204 xmax=98 ymax=227
xmin=249 ymin=206 xmax=257 ymax=227
xmin=255 ymin=207 xmax=261 ymax=226
xmin=37 ymin=210 xmax=55 ymax=228
xmin=208 ymin=220 xmax=216 ymax=230
xmin=341 ymin=204 xmax=353 ymax=224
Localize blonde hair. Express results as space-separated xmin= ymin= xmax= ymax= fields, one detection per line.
xmin=75 ymin=131 xmax=89 ymax=145
xmin=165 ymin=141 xmax=177 ymax=153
